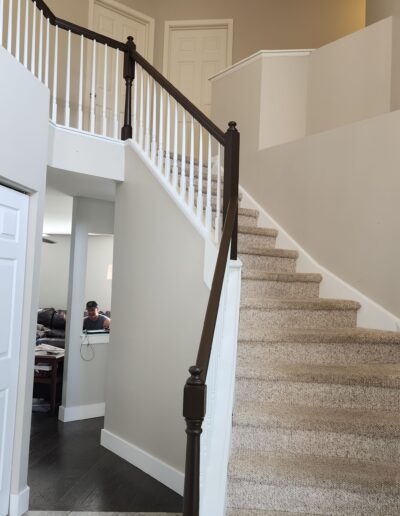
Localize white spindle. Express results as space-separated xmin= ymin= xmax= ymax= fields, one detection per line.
xmin=64 ymin=30 xmax=71 ymax=127
xmin=180 ymin=109 xmax=186 ymax=198
xmin=90 ymin=39 xmax=97 ymax=133
xmin=7 ymin=0 xmax=13 ymax=52
xmin=113 ymin=50 xmax=120 ymax=139
xmin=139 ymin=66 xmax=144 ymax=148
xmin=31 ymin=3 xmax=36 ymax=74
xmin=188 ymin=116 xmax=195 ymax=209
xmin=145 ymin=73 xmax=151 ymax=154
xmin=205 ymin=134 xmax=212 ymax=232
xmin=78 ymin=35 xmax=84 ymax=130
xmin=157 ymin=88 xmax=164 ymax=171
xmin=16 ymin=0 xmax=21 ymax=60
xmin=0 ymin=0 xmax=3 ymax=48
xmin=215 ymin=144 xmax=222 ymax=242
xmin=197 ymin=127 xmax=203 ymax=219
xmin=151 ymin=81 xmax=157 ymax=162
xmin=51 ymin=25 xmax=58 ymax=123
xmin=172 ymin=101 xmax=178 ymax=189
xmin=132 ymin=55 xmax=137 ymax=141
xmin=102 ymin=44 xmax=108 ymax=136
xmin=23 ymin=0 xmax=28 ymax=67
xmin=38 ymin=9 xmax=43 ymax=80
xmin=165 ymin=94 xmax=171 ymax=179
xmin=44 ymin=17 xmax=49 ymax=86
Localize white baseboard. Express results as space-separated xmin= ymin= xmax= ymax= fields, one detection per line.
xmin=58 ymin=402 xmax=105 ymax=422
xmin=9 ymin=486 xmax=29 ymax=516
xmin=101 ymin=428 xmax=184 ymax=496
xmin=240 ymin=186 xmax=400 ymax=332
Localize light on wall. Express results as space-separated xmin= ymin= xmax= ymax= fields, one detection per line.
xmin=106 ymin=263 xmax=113 ymax=280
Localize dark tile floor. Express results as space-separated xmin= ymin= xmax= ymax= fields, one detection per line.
xmin=28 ymin=413 xmax=183 ymax=513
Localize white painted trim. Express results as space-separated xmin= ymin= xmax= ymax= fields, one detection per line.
xmin=49 ymin=120 xmax=126 ymax=145
xmin=209 ymin=49 xmax=314 ymax=82
xmin=163 ymin=19 xmax=234 ymax=78
xmin=239 ymin=186 xmax=400 ymax=332
xmin=101 ymin=428 xmax=184 ymax=495
xmin=58 ymin=402 xmax=105 ymax=422
xmin=9 ymin=486 xmax=29 ymax=516
xmin=88 ymin=0 xmax=155 ymax=63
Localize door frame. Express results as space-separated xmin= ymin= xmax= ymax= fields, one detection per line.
xmin=162 ymin=19 xmax=234 ymax=78
xmin=88 ymin=0 xmax=155 ymax=63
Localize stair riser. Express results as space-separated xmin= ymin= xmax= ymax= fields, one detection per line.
xmin=237 ymin=341 xmax=400 ymax=365
xmin=239 ymin=234 xmax=277 ymax=249
xmin=239 ymin=254 xmax=297 ymax=273
xmin=227 ymin=482 xmax=400 ymax=514
xmin=241 ymin=279 xmax=319 ymax=299
xmin=231 ymin=426 xmax=400 ymax=464
xmin=239 ymin=308 xmax=358 ymax=334
xmin=239 ymin=214 xmax=258 ymax=227
xmin=235 ymin=379 xmax=400 ymax=411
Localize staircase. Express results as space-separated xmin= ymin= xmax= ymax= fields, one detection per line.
xmin=223 ymin=205 xmax=400 ymax=514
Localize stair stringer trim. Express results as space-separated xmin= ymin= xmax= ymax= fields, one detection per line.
xmin=240 ymin=185 xmax=400 ymax=332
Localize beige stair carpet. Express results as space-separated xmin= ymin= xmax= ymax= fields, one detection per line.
xmin=220 ymin=193 xmax=400 ymax=515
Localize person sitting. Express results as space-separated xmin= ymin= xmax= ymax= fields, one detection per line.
xmin=83 ymin=301 xmax=110 ymax=331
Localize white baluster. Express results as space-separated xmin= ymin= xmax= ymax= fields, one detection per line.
xmin=90 ymin=39 xmax=96 ymax=134
xmin=145 ymin=74 xmax=151 ymax=155
xmin=23 ymin=0 xmax=28 ymax=67
xmin=102 ymin=44 xmax=108 ymax=136
xmin=139 ymin=66 xmax=144 ymax=148
xmin=205 ymin=134 xmax=212 ymax=232
xmin=51 ymin=25 xmax=58 ymax=123
xmin=38 ymin=9 xmax=43 ymax=80
xmin=165 ymin=94 xmax=171 ymax=179
xmin=7 ymin=0 xmax=13 ymax=53
xmin=132 ymin=56 xmax=137 ymax=142
xmin=0 ymin=0 xmax=3 ymax=48
xmin=44 ymin=17 xmax=49 ymax=86
xmin=15 ymin=0 xmax=21 ymax=60
xmin=188 ymin=116 xmax=195 ymax=209
xmin=113 ymin=49 xmax=120 ymax=139
xmin=151 ymin=81 xmax=157 ymax=162
xmin=157 ymin=88 xmax=164 ymax=171
xmin=180 ymin=109 xmax=186 ymax=198
xmin=64 ymin=30 xmax=71 ymax=127
xmin=215 ymin=144 xmax=222 ymax=242
xmin=197 ymin=126 xmax=203 ymax=220
xmin=31 ymin=3 xmax=36 ymax=74
xmin=172 ymin=100 xmax=178 ymax=189
xmin=78 ymin=35 xmax=84 ymax=130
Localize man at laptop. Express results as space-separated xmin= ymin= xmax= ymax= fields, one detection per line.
xmin=83 ymin=301 xmax=110 ymax=331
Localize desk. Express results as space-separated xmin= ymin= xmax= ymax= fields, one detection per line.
xmin=34 ymin=351 xmax=64 ymax=415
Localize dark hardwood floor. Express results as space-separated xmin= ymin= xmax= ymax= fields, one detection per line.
xmin=28 ymin=413 xmax=183 ymax=513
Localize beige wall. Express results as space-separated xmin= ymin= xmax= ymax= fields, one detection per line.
xmin=366 ymin=0 xmax=400 ymax=24
xmin=103 ymin=147 xmax=209 ymax=474
xmin=47 ymin=0 xmax=365 ymax=71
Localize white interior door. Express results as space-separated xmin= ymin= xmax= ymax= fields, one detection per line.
xmin=0 ymin=186 xmax=28 ymax=516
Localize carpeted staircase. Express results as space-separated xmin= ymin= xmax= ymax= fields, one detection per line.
xmin=221 ymin=198 xmax=400 ymax=515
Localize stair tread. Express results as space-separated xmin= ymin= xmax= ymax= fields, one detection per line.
xmin=237 ymin=327 xmax=400 ymax=344
xmin=235 ymin=361 xmax=400 ymax=388
xmin=229 ymin=449 xmax=400 ymax=495
xmin=233 ymin=401 xmax=400 ymax=437
xmin=242 ymin=270 xmax=322 ymax=283
xmin=238 ymin=226 xmax=278 ymax=237
xmin=240 ymin=297 xmax=361 ymax=311
xmin=238 ymin=207 xmax=259 ymax=217
xmin=226 ymin=511 xmax=314 ymax=516
xmin=239 ymin=247 xmax=298 ymax=258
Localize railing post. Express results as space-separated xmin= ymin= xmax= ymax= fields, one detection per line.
xmin=183 ymin=366 xmax=206 ymax=516
xmin=223 ymin=121 xmax=240 ymax=260
xmin=121 ymin=36 xmax=136 ymax=141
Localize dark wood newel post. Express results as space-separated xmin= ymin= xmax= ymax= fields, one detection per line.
xmin=182 ymin=366 xmax=206 ymax=516
xmin=223 ymin=121 xmax=240 ymax=260
xmin=121 ymin=36 xmax=136 ymax=141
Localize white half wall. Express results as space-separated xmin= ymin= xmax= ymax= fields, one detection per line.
xmin=103 ymin=145 xmax=210 ymax=492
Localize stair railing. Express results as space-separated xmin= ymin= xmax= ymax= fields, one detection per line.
xmin=1 ymin=0 xmax=240 ymax=511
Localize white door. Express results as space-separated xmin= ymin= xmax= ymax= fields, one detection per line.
xmin=89 ymin=0 xmax=155 ymax=134
xmin=0 ymin=186 xmax=28 ymax=516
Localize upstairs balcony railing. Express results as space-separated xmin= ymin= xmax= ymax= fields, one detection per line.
xmin=0 ymin=1 xmax=240 ymax=513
